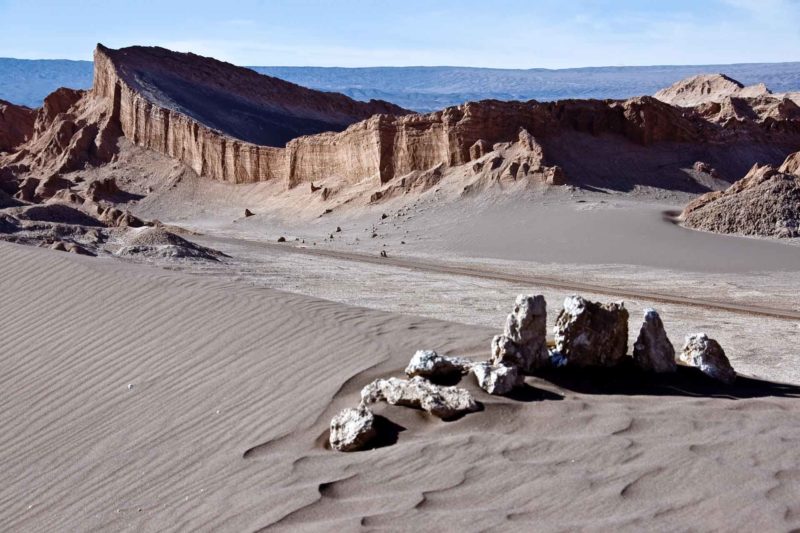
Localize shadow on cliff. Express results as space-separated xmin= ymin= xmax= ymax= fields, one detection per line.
xmin=544 ymin=133 xmax=796 ymax=194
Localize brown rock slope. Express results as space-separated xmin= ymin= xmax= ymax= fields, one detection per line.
xmin=84 ymin=52 xmax=800 ymax=191
xmin=0 ymin=99 xmax=36 ymax=152
xmin=682 ymin=152 xmax=800 ymax=238
xmin=655 ymin=73 xmax=771 ymax=107
xmin=3 ymin=46 xmax=800 ymax=208
xmin=93 ymin=44 xmax=407 ymax=148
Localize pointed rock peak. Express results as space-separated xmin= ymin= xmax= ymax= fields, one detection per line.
xmin=654 ymin=73 xmax=756 ymax=107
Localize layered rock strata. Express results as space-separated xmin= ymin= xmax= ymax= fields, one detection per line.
xmin=5 ymin=47 xmax=800 ymax=201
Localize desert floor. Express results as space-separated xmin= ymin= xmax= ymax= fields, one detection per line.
xmin=2 ymin=186 xmax=800 ymax=531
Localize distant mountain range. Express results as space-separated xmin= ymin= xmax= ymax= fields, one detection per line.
xmin=2 ymin=57 xmax=800 ymax=112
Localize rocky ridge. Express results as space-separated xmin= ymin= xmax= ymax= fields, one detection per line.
xmin=682 ymin=151 xmax=800 ymax=238
xmin=4 ymin=46 xmax=800 ymax=203
xmin=655 ymin=73 xmax=800 ymax=107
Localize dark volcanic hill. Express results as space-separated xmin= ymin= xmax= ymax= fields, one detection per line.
xmin=96 ymin=44 xmax=407 ymax=146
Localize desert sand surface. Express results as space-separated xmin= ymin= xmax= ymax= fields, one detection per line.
xmin=133 ymin=188 xmax=800 ymax=385
xmin=3 ymin=43 xmax=800 ymax=532
xmin=2 ymin=241 xmax=800 ymax=532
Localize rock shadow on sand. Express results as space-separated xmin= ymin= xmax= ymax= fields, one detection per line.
xmin=534 ymin=360 xmax=800 ymax=399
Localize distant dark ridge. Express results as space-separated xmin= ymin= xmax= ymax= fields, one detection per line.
xmin=2 ymin=57 xmax=800 ymax=112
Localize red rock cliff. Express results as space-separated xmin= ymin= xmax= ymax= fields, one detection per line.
xmin=72 ymin=46 xmax=800 ymax=189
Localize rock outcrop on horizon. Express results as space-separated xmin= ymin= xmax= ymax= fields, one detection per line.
xmin=3 ymin=45 xmax=800 ymax=216
xmin=681 ymin=151 xmax=800 ymax=238
xmin=655 ymin=74 xmax=771 ymax=106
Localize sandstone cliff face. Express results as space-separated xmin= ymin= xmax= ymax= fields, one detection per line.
xmin=5 ymin=46 xmax=800 ymax=201
xmin=0 ymin=100 xmax=36 ymax=152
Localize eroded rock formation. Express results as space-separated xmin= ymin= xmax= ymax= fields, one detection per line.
xmin=655 ymin=74 xmax=771 ymax=107
xmin=553 ymin=296 xmax=629 ymax=367
xmin=329 ymin=405 xmax=377 ymax=452
xmin=491 ymin=294 xmax=548 ymax=372
xmin=361 ymin=376 xmax=478 ymax=419
xmin=682 ymin=152 xmax=800 ymax=238
xmin=116 ymin=226 xmax=226 ymax=261
xmin=404 ymin=349 xmax=473 ymax=380
xmin=633 ymin=308 xmax=677 ymax=373
xmin=5 ymin=46 xmax=800 ymax=207
xmin=0 ymin=99 xmax=35 ymax=152
xmin=471 ymin=362 xmax=523 ymax=395
xmin=680 ymin=333 xmax=736 ymax=384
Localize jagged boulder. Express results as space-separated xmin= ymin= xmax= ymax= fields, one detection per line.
xmin=543 ymin=165 xmax=567 ymax=185
xmin=553 ymin=296 xmax=629 ymax=367
xmin=329 ymin=405 xmax=377 ymax=452
xmin=14 ymin=177 xmax=39 ymax=202
xmin=34 ymin=175 xmax=72 ymax=201
xmin=472 ymin=362 xmax=523 ymax=395
xmin=490 ymin=334 xmax=524 ymax=368
xmin=98 ymin=207 xmax=145 ymax=228
xmin=492 ymin=294 xmax=548 ymax=372
xmin=633 ymin=309 xmax=676 ymax=373
xmin=404 ymin=350 xmax=473 ymax=380
xmin=469 ymin=139 xmax=492 ymax=160
xmin=361 ymin=376 xmax=478 ymax=419
xmin=680 ymin=333 xmax=736 ymax=384
xmin=86 ymin=177 xmax=121 ymax=201
xmin=780 ymin=152 xmax=800 ymax=176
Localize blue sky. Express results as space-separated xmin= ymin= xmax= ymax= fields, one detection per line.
xmin=0 ymin=0 xmax=798 ymax=68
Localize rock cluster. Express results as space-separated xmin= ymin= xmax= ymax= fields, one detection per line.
xmin=330 ymin=293 xmax=738 ymax=452
xmin=329 ymin=358 xmax=481 ymax=451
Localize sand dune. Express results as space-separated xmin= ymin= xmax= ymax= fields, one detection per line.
xmin=1 ymin=241 xmax=799 ymax=531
